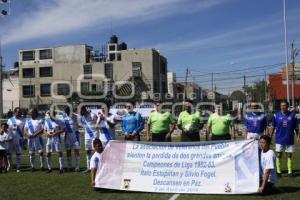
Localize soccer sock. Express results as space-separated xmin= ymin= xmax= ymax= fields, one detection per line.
xmin=86 ymin=154 xmax=92 ymax=169
xmin=7 ymin=154 xmax=12 ymax=169
xmin=40 ymin=156 xmax=45 ymax=168
xmin=287 ymin=157 xmax=292 ymax=174
xmin=76 ymin=156 xmax=80 ymax=169
xmin=30 ymin=155 xmax=35 ymax=168
xmin=16 ymin=154 xmax=21 ymax=169
xmin=276 ymin=157 xmax=281 ymax=173
xmin=67 ymin=156 xmax=72 ymax=169
xmin=59 ymin=157 xmax=64 ymax=170
xmin=47 ymin=157 xmax=52 ymax=170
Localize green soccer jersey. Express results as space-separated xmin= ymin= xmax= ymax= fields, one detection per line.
xmin=208 ymin=113 xmax=232 ymax=135
xmin=177 ymin=111 xmax=203 ymax=132
xmin=147 ymin=111 xmax=174 ymax=133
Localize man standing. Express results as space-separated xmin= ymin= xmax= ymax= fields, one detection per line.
xmin=147 ymin=102 xmax=176 ymax=142
xmin=62 ymin=107 xmax=81 ymax=172
xmin=80 ymin=106 xmax=99 ymax=173
xmin=207 ymin=107 xmax=235 ymax=140
xmin=177 ymin=101 xmax=203 ymax=142
xmin=98 ymin=107 xmax=116 ymax=146
xmin=121 ymin=103 xmax=144 ymax=141
xmin=270 ymin=101 xmax=300 ymax=177
xmin=7 ymin=107 xmax=25 ymax=172
xmin=24 ymin=108 xmax=45 ymax=171
xmin=244 ymin=102 xmax=268 ymax=140
xmin=44 ymin=110 xmax=65 ymax=174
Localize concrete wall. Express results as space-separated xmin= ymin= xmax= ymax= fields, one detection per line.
xmin=3 ymin=76 xmax=19 ymax=113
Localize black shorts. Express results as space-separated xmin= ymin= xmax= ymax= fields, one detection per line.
xmin=124 ymin=134 xmax=141 ymax=141
xmin=0 ymin=149 xmax=7 ymax=157
xmin=181 ymin=131 xmax=200 ymax=142
xmin=211 ymin=134 xmax=231 ymax=141
xmin=152 ymin=132 xmax=170 ymax=142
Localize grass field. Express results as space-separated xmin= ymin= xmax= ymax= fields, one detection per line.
xmin=0 ymin=134 xmax=300 ymax=200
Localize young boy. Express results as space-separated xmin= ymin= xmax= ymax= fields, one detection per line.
xmin=258 ymin=135 xmax=277 ymax=195
xmin=0 ymin=123 xmax=12 ymax=173
xmin=90 ymin=138 xmax=103 ymax=187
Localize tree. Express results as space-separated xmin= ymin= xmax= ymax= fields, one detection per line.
xmin=230 ymin=90 xmax=246 ymax=102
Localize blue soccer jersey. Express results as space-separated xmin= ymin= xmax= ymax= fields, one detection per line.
xmin=244 ymin=112 xmax=267 ymax=134
xmin=121 ymin=112 xmax=144 ymax=134
xmin=272 ymin=111 xmax=298 ymax=145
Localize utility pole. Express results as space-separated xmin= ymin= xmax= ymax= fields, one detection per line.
xmin=243 ymin=75 xmax=246 ymax=103
xmin=0 ymin=0 xmax=11 ymax=119
xmin=283 ymin=0 xmax=290 ymax=104
xmin=264 ymin=71 xmax=267 ymax=104
xmin=291 ymin=40 xmax=299 ymax=108
xmin=184 ymin=67 xmax=189 ymax=102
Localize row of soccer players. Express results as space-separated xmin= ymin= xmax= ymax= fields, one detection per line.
xmin=0 ymin=106 xmax=116 ymax=174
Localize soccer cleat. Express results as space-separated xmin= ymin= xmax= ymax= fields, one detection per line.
xmin=82 ymin=169 xmax=90 ymax=174
xmin=46 ymin=169 xmax=52 ymax=174
xmin=288 ymin=173 xmax=295 ymax=178
xmin=6 ymin=166 xmax=10 ymax=172
xmin=40 ymin=167 xmax=45 ymax=171
xmin=59 ymin=169 xmax=64 ymax=174
xmin=16 ymin=169 xmax=20 ymax=173
xmin=31 ymin=168 xmax=36 ymax=172
xmin=276 ymin=172 xmax=282 ymax=178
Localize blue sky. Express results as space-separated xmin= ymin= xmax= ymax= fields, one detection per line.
xmin=1 ymin=0 xmax=300 ymax=94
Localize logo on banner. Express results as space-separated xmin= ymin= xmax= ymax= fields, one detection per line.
xmin=123 ymin=179 xmax=131 ymax=190
xmin=224 ymin=182 xmax=232 ymax=193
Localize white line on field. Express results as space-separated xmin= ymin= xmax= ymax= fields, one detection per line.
xmin=168 ymin=194 xmax=180 ymax=200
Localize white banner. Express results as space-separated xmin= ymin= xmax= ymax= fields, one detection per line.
xmin=95 ymin=140 xmax=259 ymax=194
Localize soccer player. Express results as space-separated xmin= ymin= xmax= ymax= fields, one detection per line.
xmin=44 ymin=110 xmax=65 ymax=174
xmin=244 ymin=102 xmax=268 ymax=140
xmin=62 ymin=107 xmax=81 ymax=172
xmin=90 ymin=138 xmax=103 ymax=187
xmin=147 ymin=102 xmax=176 ymax=142
xmin=7 ymin=107 xmax=25 ymax=172
xmin=24 ymin=108 xmax=45 ymax=171
xmin=0 ymin=123 xmax=12 ymax=173
xmin=270 ymin=100 xmax=300 ymax=177
xmin=121 ymin=103 xmax=144 ymax=141
xmin=258 ymin=135 xmax=277 ymax=195
xmin=80 ymin=106 xmax=99 ymax=173
xmin=177 ymin=101 xmax=203 ymax=142
xmin=207 ymin=108 xmax=235 ymax=140
xmin=97 ymin=108 xmax=116 ymax=146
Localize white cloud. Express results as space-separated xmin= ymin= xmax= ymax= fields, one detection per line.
xmin=1 ymin=0 xmax=228 ymax=45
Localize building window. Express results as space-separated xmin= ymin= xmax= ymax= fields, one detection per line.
xmin=160 ymin=61 xmax=167 ymax=74
xmin=83 ymin=65 xmax=92 ymax=79
xmin=91 ymin=84 xmax=97 ymax=92
xmin=39 ymin=66 xmax=53 ymax=77
xmin=105 ymin=63 xmax=113 ymax=79
xmin=109 ymin=45 xmax=116 ymax=51
xmin=117 ymin=53 xmax=121 ymax=61
xmin=39 ymin=49 xmax=52 ymax=60
xmin=109 ymin=53 xmax=115 ymax=61
xmin=23 ymin=68 xmax=35 ymax=78
xmin=132 ymin=62 xmax=142 ymax=77
xmin=57 ymin=84 xmax=70 ymax=96
xmin=86 ymin=48 xmax=92 ymax=63
xmin=22 ymin=51 xmax=35 ymax=61
xmin=23 ymin=85 xmax=35 ymax=97
xmin=81 ymin=82 xmax=89 ymax=94
xmin=40 ymin=84 xmax=51 ymax=97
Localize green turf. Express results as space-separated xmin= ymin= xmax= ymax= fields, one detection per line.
xmin=0 ymin=134 xmax=300 ymax=200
